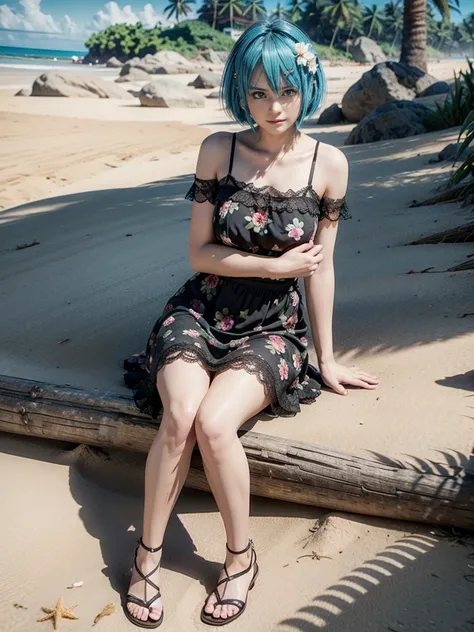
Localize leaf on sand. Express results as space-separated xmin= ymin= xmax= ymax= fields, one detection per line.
xmin=66 ymin=581 xmax=83 ymax=589
xmin=93 ymin=603 xmax=115 ymax=625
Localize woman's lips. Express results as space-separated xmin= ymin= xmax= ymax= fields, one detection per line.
xmin=268 ymin=119 xmax=285 ymax=124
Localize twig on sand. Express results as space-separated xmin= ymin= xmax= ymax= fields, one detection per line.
xmin=296 ymin=551 xmax=332 ymax=562
xmin=16 ymin=239 xmax=40 ymax=250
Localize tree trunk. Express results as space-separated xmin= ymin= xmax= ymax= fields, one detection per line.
xmin=213 ymin=0 xmax=217 ymax=29
xmin=368 ymin=19 xmax=374 ymax=38
xmin=0 ymin=374 xmax=473 ymax=529
xmin=400 ymin=0 xmax=428 ymax=71
xmin=330 ymin=24 xmax=340 ymax=49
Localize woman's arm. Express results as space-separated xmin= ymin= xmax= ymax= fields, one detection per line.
xmin=304 ymin=145 xmax=347 ymax=365
xmin=188 ymin=133 xmax=281 ymax=279
xmin=305 ymin=145 xmax=378 ymax=394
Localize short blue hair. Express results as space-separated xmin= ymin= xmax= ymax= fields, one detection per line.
xmin=221 ymin=18 xmax=326 ymax=129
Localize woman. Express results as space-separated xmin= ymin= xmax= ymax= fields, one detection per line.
xmin=122 ymin=17 xmax=379 ymax=629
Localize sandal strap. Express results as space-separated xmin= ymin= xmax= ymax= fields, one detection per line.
xmin=217 ymin=598 xmax=245 ymax=610
xmin=139 ymin=537 xmax=163 ymax=553
xmin=226 ymin=538 xmax=252 ymax=556
xmin=215 ymin=546 xmax=257 ymax=602
xmin=126 ymin=592 xmax=161 ymax=609
xmin=134 ymin=558 xmax=161 ymax=593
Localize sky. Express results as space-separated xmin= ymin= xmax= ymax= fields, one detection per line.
xmin=0 ymin=0 xmax=473 ymax=51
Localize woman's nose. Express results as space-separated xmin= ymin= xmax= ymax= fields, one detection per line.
xmin=269 ymin=98 xmax=283 ymax=113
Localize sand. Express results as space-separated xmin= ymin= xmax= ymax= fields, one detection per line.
xmin=0 ymin=58 xmax=473 ymax=632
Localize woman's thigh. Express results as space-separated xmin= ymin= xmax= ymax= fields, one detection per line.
xmin=195 ymin=367 xmax=271 ymax=439
xmin=156 ymin=358 xmax=211 ymax=438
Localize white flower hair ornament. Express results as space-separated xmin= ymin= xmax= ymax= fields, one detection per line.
xmin=295 ymin=42 xmax=318 ymax=74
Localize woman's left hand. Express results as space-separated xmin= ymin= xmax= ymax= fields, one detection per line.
xmin=319 ymin=360 xmax=379 ymax=396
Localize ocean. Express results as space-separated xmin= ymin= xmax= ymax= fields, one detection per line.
xmin=0 ymin=45 xmax=91 ymax=72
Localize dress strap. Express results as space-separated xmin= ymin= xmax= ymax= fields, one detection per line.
xmin=228 ymin=133 xmax=237 ymax=175
xmin=307 ymin=141 xmax=320 ymax=185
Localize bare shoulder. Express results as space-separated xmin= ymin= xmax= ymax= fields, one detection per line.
xmin=312 ymin=141 xmax=349 ymax=198
xmin=196 ymin=131 xmax=234 ymax=180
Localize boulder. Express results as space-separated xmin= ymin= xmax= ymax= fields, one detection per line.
xmin=139 ymin=80 xmax=206 ymax=108
xmin=318 ymin=103 xmax=344 ymax=124
xmin=207 ymin=88 xmax=221 ymax=99
xmin=429 ymin=142 xmax=474 ymax=164
xmin=341 ymin=61 xmax=438 ymax=123
xmin=152 ymin=50 xmax=197 ymax=73
xmin=349 ymin=37 xmax=387 ymax=65
xmin=106 ymin=56 xmax=123 ymax=68
xmin=414 ymin=93 xmax=448 ymax=109
xmin=31 ymin=72 xmax=133 ymax=99
xmin=201 ymin=49 xmax=228 ymax=64
xmin=116 ymin=67 xmax=152 ymax=83
xmin=345 ymin=100 xmax=431 ymax=145
xmin=188 ymin=71 xmax=221 ymax=89
xmin=418 ymin=80 xmax=450 ymax=97
xmin=15 ymin=87 xmax=32 ymax=97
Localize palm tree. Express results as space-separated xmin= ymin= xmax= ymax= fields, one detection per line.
xmin=362 ymin=4 xmax=385 ymax=38
xmin=322 ymin=0 xmax=353 ymax=49
xmin=163 ymin=0 xmax=195 ymax=22
xmin=271 ymin=1 xmax=290 ymax=18
xmin=219 ymin=0 xmax=244 ymax=32
xmin=384 ymin=0 xmax=404 ymax=49
xmin=400 ymin=0 xmax=450 ymax=72
xmin=288 ymin=0 xmax=304 ymax=21
xmin=243 ymin=0 xmax=267 ymax=22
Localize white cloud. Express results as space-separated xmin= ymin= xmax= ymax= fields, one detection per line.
xmin=90 ymin=2 xmax=172 ymax=30
xmin=0 ymin=0 xmax=172 ymax=42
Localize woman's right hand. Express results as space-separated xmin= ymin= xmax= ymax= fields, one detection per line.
xmin=271 ymin=242 xmax=324 ymax=278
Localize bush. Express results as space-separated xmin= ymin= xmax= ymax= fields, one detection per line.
xmin=450 ymin=109 xmax=474 ymax=197
xmin=160 ymin=20 xmax=235 ymax=52
xmin=313 ymin=43 xmax=353 ymax=62
xmin=424 ymin=58 xmax=474 ymax=131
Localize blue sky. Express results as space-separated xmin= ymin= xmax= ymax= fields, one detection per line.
xmin=1 ymin=0 xmax=473 ymax=50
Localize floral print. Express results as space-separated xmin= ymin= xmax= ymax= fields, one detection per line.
xmin=278 ymin=358 xmax=289 ymax=380
xmin=215 ymin=308 xmax=235 ymax=331
xmin=219 ymin=200 xmax=239 ymax=220
xmin=183 ymin=329 xmax=201 ymax=338
xmin=162 ymin=316 xmax=175 ymax=327
xmin=286 ymin=218 xmax=305 ymax=241
xmin=200 ymin=274 xmax=220 ymax=300
xmin=190 ymin=299 xmax=205 ymax=314
xmin=245 ymin=209 xmax=272 ymax=234
xmin=265 ymin=335 xmax=286 ymax=355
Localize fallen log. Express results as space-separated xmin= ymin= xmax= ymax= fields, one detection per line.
xmin=409 ymin=221 xmax=474 ymax=245
xmin=0 ymin=374 xmax=473 ymax=529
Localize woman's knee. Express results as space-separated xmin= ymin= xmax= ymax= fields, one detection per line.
xmin=161 ymin=400 xmax=199 ymax=446
xmin=195 ymin=403 xmax=234 ymax=451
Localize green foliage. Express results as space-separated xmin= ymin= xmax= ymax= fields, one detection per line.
xmin=160 ymin=19 xmax=235 ymax=51
xmin=314 ymin=43 xmax=353 ymax=61
xmin=450 ymin=108 xmax=474 ymax=196
xmin=84 ymin=19 xmax=235 ymax=61
xmin=424 ymin=59 xmax=474 ymax=131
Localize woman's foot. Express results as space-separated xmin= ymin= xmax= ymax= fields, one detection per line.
xmin=203 ymin=540 xmax=257 ymax=621
xmin=126 ymin=540 xmax=163 ymax=624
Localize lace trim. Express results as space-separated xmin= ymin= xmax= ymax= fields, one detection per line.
xmin=185 ymin=177 xmax=218 ymax=204
xmin=130 ymin=341 xmax=321 ymax=418
xmin=186 ymin=174 xmax=351 ymax=220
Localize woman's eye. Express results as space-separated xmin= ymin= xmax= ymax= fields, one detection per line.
xmin=282 ymin=88 xmax=297 ymax=97
xmin=251 ymin=91 xmax=265 ymax=99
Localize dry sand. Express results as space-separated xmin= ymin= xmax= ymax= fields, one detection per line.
xmin=0 ymin=59 xmax=473 ymax=632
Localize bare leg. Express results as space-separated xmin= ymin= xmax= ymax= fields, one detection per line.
xmin=194 ymin=368 xmax=270 ymax=622
xmin=127 ymin=358 xmax=210 ymax=623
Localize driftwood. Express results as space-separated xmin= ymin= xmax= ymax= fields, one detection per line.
xmin=409 ymin=183 xmax=470 ymax=207
xmin=409 ymin=222 xmax=474 ymax=245
xmin=0 ymin=374 xmax=473 ymax=529
xmin=448 ymin=259 xmax=474 ymax=272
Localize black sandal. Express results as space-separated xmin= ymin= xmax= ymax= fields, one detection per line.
xmin=123 ymin=537 xmax=164 ymax=629
xmin=201 ymin=538 xmax=259 ymax=626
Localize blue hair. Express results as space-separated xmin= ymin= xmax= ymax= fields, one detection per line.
xmin=221 ymin=18 xmax=326 ymax=130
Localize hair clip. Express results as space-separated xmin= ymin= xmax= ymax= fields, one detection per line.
xmin=233 ymin=72 xmax=238 ymax=79
xmin=295 ymin=42 xmax=318 ymax=74
xmin=283 ymin=68 xmax=293 ymax=77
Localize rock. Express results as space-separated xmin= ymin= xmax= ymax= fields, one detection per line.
xmin=345 ymin=100 xmax=431 ymax=145
xmin=201 ymin=49 xmax=228 ymax=64
xmin=106 ymin=56 xmax=123 ymax=68
xmin=418 ymin=81 xmax=450 ymax=97
xmin=15 ymin=87 xmax=32 ymax=97
xmin=116 ymin=67 xmax=152 ymax=83
xmin=188 ymin=71 xmax=222 ymax=89
xmin=341 ymin=61 xmax=438 ymax=123
xmin=349 ymin=37 xmax=387 ymax=65
xmin=429 ymin=142 xmax=474 ymax=164
xmin=207 ymin=88 xmax=221 ymax=99
xmin=31 ymin=72 xmax=133 ymax=99
xmin=152 ymin=50 xmax=198 ymax=73
xmin=414 ymin=93 xmax=448 ymax=109
xmin=318 ymin=103 xmax=344 ymax=124
xmin=139 ymin=80 xmax=206 ymax=108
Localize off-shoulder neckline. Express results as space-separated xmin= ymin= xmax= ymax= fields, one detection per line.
xmin=217 ymin=173 xmax=323 ymax=201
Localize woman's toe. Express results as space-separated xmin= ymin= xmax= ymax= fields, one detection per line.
xmin=149 ymin=606 xmax=162 ymax=621
xmin=212 ymin=605 xmax=222 ymax=618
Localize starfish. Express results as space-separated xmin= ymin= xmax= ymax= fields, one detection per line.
xmin=37 ymin=596 xmax=78 ymax=630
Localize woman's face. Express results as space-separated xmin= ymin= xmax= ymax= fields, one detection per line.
xmin=245 ymin=65 xmax=302 ymax=135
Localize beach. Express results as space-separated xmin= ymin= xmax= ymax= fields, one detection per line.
xmin=0 ymin=58 xmax=473 ymax=632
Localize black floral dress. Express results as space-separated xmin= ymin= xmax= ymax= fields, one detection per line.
xmin=123 ymin=135 xmax=351 ymax=418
